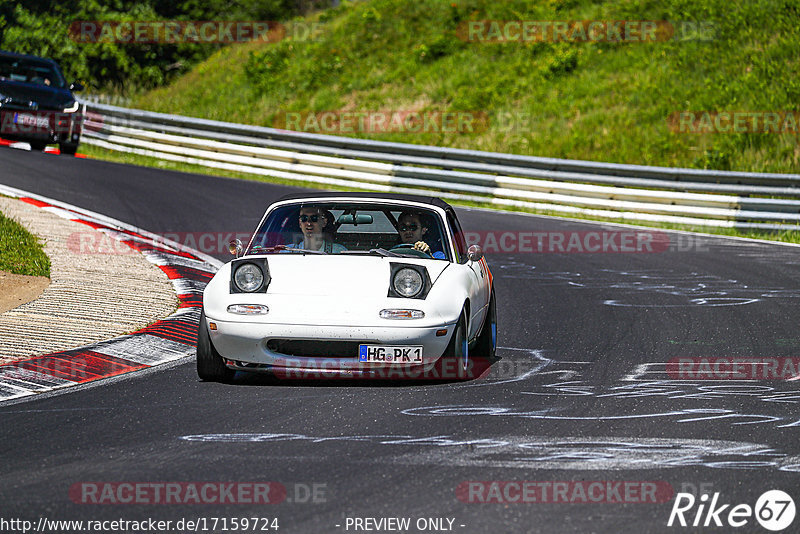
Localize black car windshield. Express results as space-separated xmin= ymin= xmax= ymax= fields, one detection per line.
xmin=248 ymin=202 xmax=451 ymax=260
xmin=0 ymin=57 xmax=66 ymax=88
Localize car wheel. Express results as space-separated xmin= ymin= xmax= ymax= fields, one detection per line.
xmin=59 ymin=142 xmax=79 ymax=156
xmin=442 ymin=308 xmax=469 ymax=378
xmin=473 ymin=287 xmax=497 ymax=360
xmin=197 ymin=310 xmax=235 ymax=382
xmin=29 ymin=142 xmax=47 ymax=151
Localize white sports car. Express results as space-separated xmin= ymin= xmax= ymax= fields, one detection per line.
xmin=197 ymin=192 xmax=496 ymax=381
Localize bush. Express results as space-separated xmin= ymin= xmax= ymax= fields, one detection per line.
xmin=0 ymin=0 xmax=329 ymax=93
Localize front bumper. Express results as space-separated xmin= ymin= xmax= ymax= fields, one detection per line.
xmin=207 ymin=319 xmax=455 ymax=373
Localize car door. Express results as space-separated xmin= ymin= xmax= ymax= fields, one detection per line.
xmin=447 ymin=212 xmax=489 ymax=341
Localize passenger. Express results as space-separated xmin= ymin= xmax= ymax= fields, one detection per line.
xmin=397 ymin=211 xmax=445 ymax=259
xmin=290 ymin=206 xmax=346 ymax=253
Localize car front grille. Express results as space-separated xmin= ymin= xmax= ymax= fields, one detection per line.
xmin=265 ymin=339 xmax=363 ymax=358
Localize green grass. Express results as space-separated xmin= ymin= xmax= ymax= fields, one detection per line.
xmin=79 ymin=143 xmax=800 ymax=245
xmin=0 ymin=209 xmax=51 ymax=277
xmin=129 ymin=0 xmax=800 ymax=174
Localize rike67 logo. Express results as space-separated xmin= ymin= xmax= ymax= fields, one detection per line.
xmin=667 ymin=490 xmax=795 ymax=531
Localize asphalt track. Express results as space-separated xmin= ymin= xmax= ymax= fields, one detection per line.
xmin=2 ymin=146 xmax=800 ymax=533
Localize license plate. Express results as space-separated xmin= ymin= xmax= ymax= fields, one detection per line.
xmin=14 ymin=113 xmax=50 ymax=129
xmin=358 ymin=345 xmax=423 ymax=364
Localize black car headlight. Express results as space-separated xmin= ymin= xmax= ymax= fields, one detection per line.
xmin=388 ymin=263 xmax=430 ymax=299
xmin=229 ymin=258 xmax=270 ymax=293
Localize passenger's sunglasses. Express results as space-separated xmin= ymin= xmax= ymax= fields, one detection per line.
xmin=399 ymin=224 xmax=419 ymax=231
xmin=299 ymin=214 xmax=322 ymax=223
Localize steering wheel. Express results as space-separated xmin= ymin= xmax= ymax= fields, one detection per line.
xmin=389 ymin=243 xmax=432 ymax=258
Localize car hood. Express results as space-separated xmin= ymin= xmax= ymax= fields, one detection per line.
xmin=205 ymin=254 xmax=458 ymax=326
xmin=262 ymin=254 xmax=449 ymax=296
xmin=0 ymin=80 xmax=74 ymax=110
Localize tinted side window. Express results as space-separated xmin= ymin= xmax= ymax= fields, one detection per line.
xmin=447 ymin=212 xmax=468 ymax=264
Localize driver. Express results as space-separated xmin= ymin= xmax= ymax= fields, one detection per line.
xmin=397 ymin=211 xmax=445 ymax=259
xmin=290 ymin=206 xmax=346 ymax=253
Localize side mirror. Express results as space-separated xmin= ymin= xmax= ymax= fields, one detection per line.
xmin=467 ymin=244 xmax=483 ymax=262
xmin=69 ymin=82 xmax=84 ymax=92
xmin=228 ymin=239 xmax=243 ymax=258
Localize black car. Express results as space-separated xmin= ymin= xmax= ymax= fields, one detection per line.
xmin=0 ymin=50 xmax=84 ymax=155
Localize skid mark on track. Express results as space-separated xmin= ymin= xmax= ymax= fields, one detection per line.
xmin=402 ymin=404 xmax=783 ymax=426
xmin=177 ymin=352 xmax=800 ymax=471
xmin=457 ymin=347 xmax=552 ymax=388
xmin=418 ymin=355 xmax=800 ymax=429
xmin=179 ymin=432 xmax=800 ymax=472
xmin=494 ymin=261 xmax=800 ymax=307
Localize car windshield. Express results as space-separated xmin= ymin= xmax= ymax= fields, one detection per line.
xmin=0 ymin=57 xmax=66 ymax=88
xmin=248 ymin=202 xmax=451 ymax=260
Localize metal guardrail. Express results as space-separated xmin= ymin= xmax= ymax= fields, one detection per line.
xmin=80 ymin=101 xmax=800 ymax=231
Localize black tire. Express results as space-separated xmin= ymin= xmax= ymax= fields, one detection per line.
xmin=59 ymin=142 xmax=79 ymax=156
xmin=441 ymin=308 xmax=469 ymax=379
xmin=473 ymin=287 xmax=497 ymax=360
xmin=29 ymin=141 xmax=47 ymax=152
xmin=197 ymin=310 xmax=235 ymax=382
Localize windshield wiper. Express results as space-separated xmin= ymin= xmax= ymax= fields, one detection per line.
xmin=339 ymin=248 xmax=400 ymax=257
xmin=250 ymin=245 xmax=325 ymax=254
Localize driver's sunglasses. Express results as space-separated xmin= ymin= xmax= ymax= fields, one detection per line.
xmin=399 ymin=223 xmax=419 ymax=231
xmin=299 ymin=214 xmax=322 ymax=223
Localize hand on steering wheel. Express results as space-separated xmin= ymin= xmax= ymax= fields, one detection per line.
xmin=412 ymin=241 xmax=431 ymax=254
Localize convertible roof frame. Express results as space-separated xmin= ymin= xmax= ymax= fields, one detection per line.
xmin=276 ymin=192 xmax=454 ymax=212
